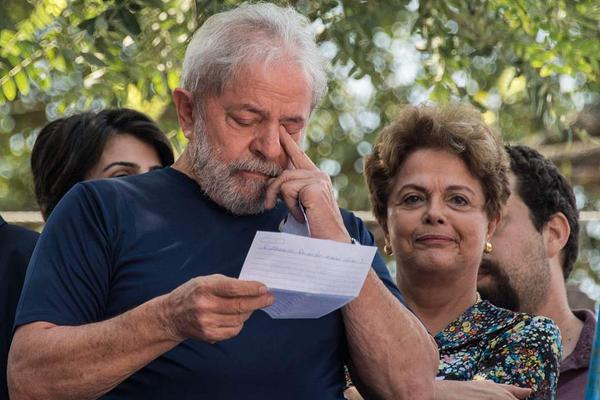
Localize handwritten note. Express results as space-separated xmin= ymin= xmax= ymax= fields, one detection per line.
xmin=239 ymin=231 xmax=377 ymax=318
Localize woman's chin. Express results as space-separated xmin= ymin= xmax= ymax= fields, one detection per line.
xmin=401 ymin=257 xmax=463 ymax=276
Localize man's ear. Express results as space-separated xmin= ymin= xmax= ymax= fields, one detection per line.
xmin=172 ymin=88 xmax=196 ymax=140
xmin=543 ymin=212 xmax=570 ymax=259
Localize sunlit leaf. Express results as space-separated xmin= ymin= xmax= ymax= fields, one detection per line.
xmin=82 ymin=52 xmax=106 ymax=67
xmin=1 ymin=77 xmax=17 ymax=101
xmin=151 ymin=73 xmax=167 ymax=97
xmin=167 ymin=69 xmax=179 ymax=91
xmin=14 ymin=70 xmax=30 ymax=95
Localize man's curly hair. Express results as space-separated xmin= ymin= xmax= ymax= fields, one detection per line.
xmin=506 ymin=145 xmax=580 ymax=279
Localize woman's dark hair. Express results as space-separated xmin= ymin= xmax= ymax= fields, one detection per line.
xmin=31 ymin=108 xmax=174 ymax=220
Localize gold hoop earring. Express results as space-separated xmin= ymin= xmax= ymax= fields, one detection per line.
xmin=484 ymin=241 xmax=493 ymax=254
xmin=384 ymin=243 xmax=393 ymax=256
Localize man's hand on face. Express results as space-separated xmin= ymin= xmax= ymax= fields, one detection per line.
xmin=163 ymin=274 xmax=274 ymax=343
xmin=434 ymin=380 xmax=532 ymax=400
xmin=264 ymin=127 xmax=351 ymax=243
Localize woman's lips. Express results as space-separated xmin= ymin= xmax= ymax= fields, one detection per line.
xmin=415 ymin=234 xmax=455 ymax=245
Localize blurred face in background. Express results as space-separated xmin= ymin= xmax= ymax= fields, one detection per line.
xmin=86 ymin=133 xmax=163 ymax=179
xmin=478 ymin=173 xmax=551 ymax=313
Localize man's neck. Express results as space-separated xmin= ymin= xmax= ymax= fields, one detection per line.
xmin=533 ymin=263 xmax=584 ymax=360
xmin=172 ymin=150 xmax=198 ymax=184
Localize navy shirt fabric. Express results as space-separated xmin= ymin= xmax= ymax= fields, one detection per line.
xmin=0 ymin=216 xmax=38 ymax=400
xmin=16 ymin=167 xmax=401 ymax=400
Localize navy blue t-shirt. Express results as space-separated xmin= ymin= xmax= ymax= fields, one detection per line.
xmin=0 ymin=216 xmax=38 ymax=400
xmin=16 ymin=167 xmax=401 ymax=399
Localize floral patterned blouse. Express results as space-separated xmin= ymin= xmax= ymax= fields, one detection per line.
xmin=435 ymin=299 xmax=561 ymax=399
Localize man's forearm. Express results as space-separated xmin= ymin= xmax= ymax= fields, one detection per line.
xmin=343 ymin=270 xmax=438 ymax=400
xmin=9 ymin=274 xmax=272 ymax=399
xmin=8 ymin=295 xmax=180 ymax=400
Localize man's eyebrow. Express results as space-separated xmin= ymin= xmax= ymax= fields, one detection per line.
xmin=280 ymin=115 xmax=305 ymax=124
xmin=228 ymin=104 xmax=268 ymax=118
xmin=102 ymin=161 xmax=139 ymax=172
xmin=228 ymin=104 xmax=305 ymax=124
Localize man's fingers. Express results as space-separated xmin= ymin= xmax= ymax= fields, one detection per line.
xmin=215 ymin=294 xmax=274 ymax=315
xmin=280 ymin=179 xmax=317 ymax=222
xmin=503 ymin=385 xmax=532 ymax=399
xmin=279 ymin=125 xmax=318 ymax=171
xmin=209 ymin=275 xmax=268 ymax=297
xmin=264 ymin=169 xmax=317 ymax=210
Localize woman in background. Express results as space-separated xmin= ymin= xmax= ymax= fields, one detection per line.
xmin=0 ymin=108 xmax=174 ymax=398
xmin=362 ymin=104 xmax=561 ymax=399
xmin=31 ymin=108 xmax=174 ymax=220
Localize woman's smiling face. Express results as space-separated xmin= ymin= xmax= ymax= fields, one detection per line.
xmin=386 ymin=148 xmax=497 ymax=279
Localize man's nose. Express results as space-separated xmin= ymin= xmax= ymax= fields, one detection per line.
xmin=250 ymin=123 xmax=283 ymax=161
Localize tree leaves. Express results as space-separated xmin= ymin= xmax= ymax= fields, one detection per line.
xmin=1 ymin=0 xmax=600 ymax=213
xmin=1 ymin=77 xmax=17 ymax=101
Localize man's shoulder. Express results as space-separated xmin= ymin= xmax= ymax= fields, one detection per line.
xmin=0 ymin=219 xmax=38 ymax=284
xmin=67 ymin=168 xmax=186 ymax=208
xmin=573 ymin=308 xmax=597 ymax=326
xmin=339 ymin=209 xmax=369 ymax=234
xmin=79 ymin=167 xmax=174 ymax=193
xmin=574 ymin=308 xmax=597 ymax=357
xmin=557 ymin=310 xmax=594 ymax=398
xmin=0 ymin=218 xmax=39 ymax=253
xmin=339 ymin=208 xmax=357 ymax=222
xmin=560 ymin=309 xmax=597 ymax=373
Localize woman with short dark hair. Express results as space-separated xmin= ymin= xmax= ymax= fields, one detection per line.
xmin=363 ymin=103 xmax=561 ymax=399
xmin=31 ymin=108 xmax=174 ymax=220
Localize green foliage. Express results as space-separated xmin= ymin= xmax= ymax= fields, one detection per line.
xmin=2 ymin=0 xmax=600 ymax=296
xmin=1 ymin=0 xmax=600 ymax=212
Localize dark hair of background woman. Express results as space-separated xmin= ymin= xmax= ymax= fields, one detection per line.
xmin=31 ymin=108 xmax=174 ymax=220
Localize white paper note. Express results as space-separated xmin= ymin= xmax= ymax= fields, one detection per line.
xmin=279 ymin=213 xmax=310 ymax=237
xmin=239 ymin=231 xmax=377 ymax=318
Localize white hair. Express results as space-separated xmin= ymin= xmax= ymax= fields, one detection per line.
xmin=181 ymin=2 xmax=328 ymax=109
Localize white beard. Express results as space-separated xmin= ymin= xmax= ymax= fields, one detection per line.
xmin=189 ymin=118 xmax=283 ymax=215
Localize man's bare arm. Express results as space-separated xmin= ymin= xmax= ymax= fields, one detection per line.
xmin=8 ymin=275 xmax=273 ymax=400
xmin=268 ymin=128 xmax=439 ymax=399
xmin=343 ymin=270 xmax=439 ymax=400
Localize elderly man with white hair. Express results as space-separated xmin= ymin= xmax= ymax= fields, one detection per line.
xmin=8 ymin=4 xmax=437 ymax=399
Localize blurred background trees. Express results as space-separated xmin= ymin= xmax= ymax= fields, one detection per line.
xmin=1 ymin=0 xmax=600 ymax=300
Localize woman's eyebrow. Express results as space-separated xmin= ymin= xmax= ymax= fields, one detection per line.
xmin=446 ymin=185 xmax=476 ymax=196
xmin=397 ymin=183 xmax=427 ymax=192
xmin=102 ymin=161 xmax=139 ymax=172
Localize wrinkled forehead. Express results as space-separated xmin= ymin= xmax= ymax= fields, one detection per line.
xmin=215 ymin=62 xmax=313 ymax=114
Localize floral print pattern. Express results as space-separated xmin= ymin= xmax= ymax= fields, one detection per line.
xmin=435 ymin=299 xmax=561 ymax=399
